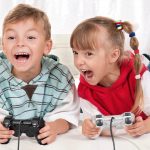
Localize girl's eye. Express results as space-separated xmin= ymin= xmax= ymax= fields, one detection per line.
xmin=27 ymin=36 xmax=36 ymax=39
xmin=73 ymin=51 xmax=78 ymax=55
xmin=87 ymin=52 xmax=93 ymax=56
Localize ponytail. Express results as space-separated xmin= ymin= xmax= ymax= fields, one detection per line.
xmin=117 ymin=21 xmax=143 ymax=115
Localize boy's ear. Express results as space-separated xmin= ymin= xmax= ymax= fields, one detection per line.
xmin=43 ymin=40 xmax=52 ymax=55
xmin=109 ymin=48 xmax=120 ymax=63
xmin=2 ymin=40 xmax=6 ymax=55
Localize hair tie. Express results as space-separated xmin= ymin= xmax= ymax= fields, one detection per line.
xmin=134 ymin=49 xmax=139 ymax=54
xmin=129 ymin=32 xmax=135 ymax=37
xmin=115 ymin=21 xmax=123 ymax=30
xmin=135 ymin=74 xmax=141 ymax=79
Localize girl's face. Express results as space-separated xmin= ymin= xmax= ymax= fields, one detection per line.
xmin=2 ymin=18 xmax=52 ymax=77
xmin=72 ymin=26 xmax=120 ymax=86
xmin=73 ymin=47 xmax=109 ymax=85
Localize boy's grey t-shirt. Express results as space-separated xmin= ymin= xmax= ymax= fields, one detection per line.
xmin=0 ymin=53 xmax=74 ymax=120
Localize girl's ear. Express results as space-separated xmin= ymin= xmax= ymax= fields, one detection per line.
xmin=43 ymin=40 xmax=53 ymax=55
xmin=109 ymin=48 xmax=120 ymax=63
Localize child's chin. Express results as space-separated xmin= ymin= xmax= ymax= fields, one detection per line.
xmin=86 ymin=80 xmax=97 ymax=85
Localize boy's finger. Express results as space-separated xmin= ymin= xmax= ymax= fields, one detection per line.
xmin=0 ymin=138 xmax=9 ymax=144
xmin=39 ymin=124 xmax=48 ymax=133
xmin=0 ymin=123 xmax=8 ymax=130
xmin=41 ymin=134 xmax=57 ymax=144
xmin=0 ymin=131 xmax=13 ymax=138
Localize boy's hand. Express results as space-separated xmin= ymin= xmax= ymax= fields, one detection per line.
xmin=0 ymin=122 xmax=14 ymax=144
xmin=82 ymin=118 xmax=100 ymax=138
xmin=37 ymin=122 xmax=57 ymax=144
xmin=125 ymin=116 xmax=148 ymax=136
xmin=38 ymin=119 xmax=70 ymax=144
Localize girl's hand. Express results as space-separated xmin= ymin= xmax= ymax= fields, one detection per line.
xmin=0 ymin=122 xmax=14 ymax=144
xmin=125 ymin=116 xmax=149 ymax=136
xmin=82 ymin=118 xmax=100 ymax=138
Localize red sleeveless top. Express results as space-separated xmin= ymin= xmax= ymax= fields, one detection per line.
xmin=78 ymin=55 xmax=148 ymax=119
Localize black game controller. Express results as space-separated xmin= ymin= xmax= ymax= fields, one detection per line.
xmin=2 ymin=115 xmax=46 ymax=145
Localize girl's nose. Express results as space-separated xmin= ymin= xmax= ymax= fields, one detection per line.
xmin=75 ymin=56 xmax=85 ymax=67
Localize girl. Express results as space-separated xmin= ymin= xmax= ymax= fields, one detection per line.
xmin=70 ymin=16 xmax=150 ymax=138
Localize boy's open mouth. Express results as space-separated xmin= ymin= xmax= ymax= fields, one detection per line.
xmin=14 ymin=52 xmax=30 ymax=61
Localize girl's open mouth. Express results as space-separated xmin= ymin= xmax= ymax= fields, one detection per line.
xmin=81 ymin=69 xmax=93 ymax=79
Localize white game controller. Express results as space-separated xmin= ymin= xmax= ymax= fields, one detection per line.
xmin=91 ymin=112 xmax=135 ymax=139
xmin=95 ymin=112 xmax=135 ymax=129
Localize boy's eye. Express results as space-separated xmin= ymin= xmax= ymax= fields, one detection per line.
xmin=8 ymin=36 xmax=15 ymax=40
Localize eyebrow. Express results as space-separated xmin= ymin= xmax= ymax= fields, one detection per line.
xmin=5 ymin=28 xmax=39 ymax=33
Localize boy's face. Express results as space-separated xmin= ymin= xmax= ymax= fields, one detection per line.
xmin=2 ymin=18 xmax=52 ymax=76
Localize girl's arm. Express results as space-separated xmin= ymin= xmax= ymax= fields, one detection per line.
xmin=126 ymin=70 xmax=150 ymax=136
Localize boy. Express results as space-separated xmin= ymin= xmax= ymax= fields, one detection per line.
xmin=0 ymin=4 xmax=79 ymax=144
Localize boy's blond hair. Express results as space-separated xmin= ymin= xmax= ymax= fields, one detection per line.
xmin=2 ymin=3 xmax=51 ymax=40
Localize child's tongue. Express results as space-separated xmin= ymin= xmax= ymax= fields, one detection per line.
xmin=84 ymin=70 xmax=93 ymax=79
xmin=15 ymin=55 xmax=29 ymax=61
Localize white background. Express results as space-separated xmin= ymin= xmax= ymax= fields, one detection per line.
xmin=0 ymin=0 xmax=150 ymax=53
xmin=0 ymin=0 xmax=150 ymax=76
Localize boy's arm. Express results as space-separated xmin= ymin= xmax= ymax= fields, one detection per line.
xmin=0 ymin=91 xmax=10 ymax=122
xmin=0 ymin=108 xmax=9 ymax=122
xmin=0 ymin=95 xmax=14 ymax=144
xmin=43 ymin=84 xmax=80 ymax=127
xmin=0 ymin=122 xmax=14 ymax=144
xmin=38 ymin=84 xmax=79 ymax=144
xmin=37 ymin=118 xmax=71 ymax=144
xmin=40 ymin=118 xmax=70 ymax=135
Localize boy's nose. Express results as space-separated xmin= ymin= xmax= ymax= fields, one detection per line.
xmin=16 ymin=39 xmax=25 ymax=47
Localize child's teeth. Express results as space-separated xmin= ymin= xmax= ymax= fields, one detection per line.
xmin=81 ymin=69 xmax=87 ymax=72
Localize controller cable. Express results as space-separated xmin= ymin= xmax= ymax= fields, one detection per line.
xmin=110 ymin=117 xmax=115 ymax=150
xmin=17 ymin=121 xmax=22 ymax=150
xmin=109 ymin=117 xmax=140 ymax=150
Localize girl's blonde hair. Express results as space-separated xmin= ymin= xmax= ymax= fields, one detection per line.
xmin=70 ymin=16 xmax=143 ymax=115
xmin=2 ymin=3 xmax=51 ymax=40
